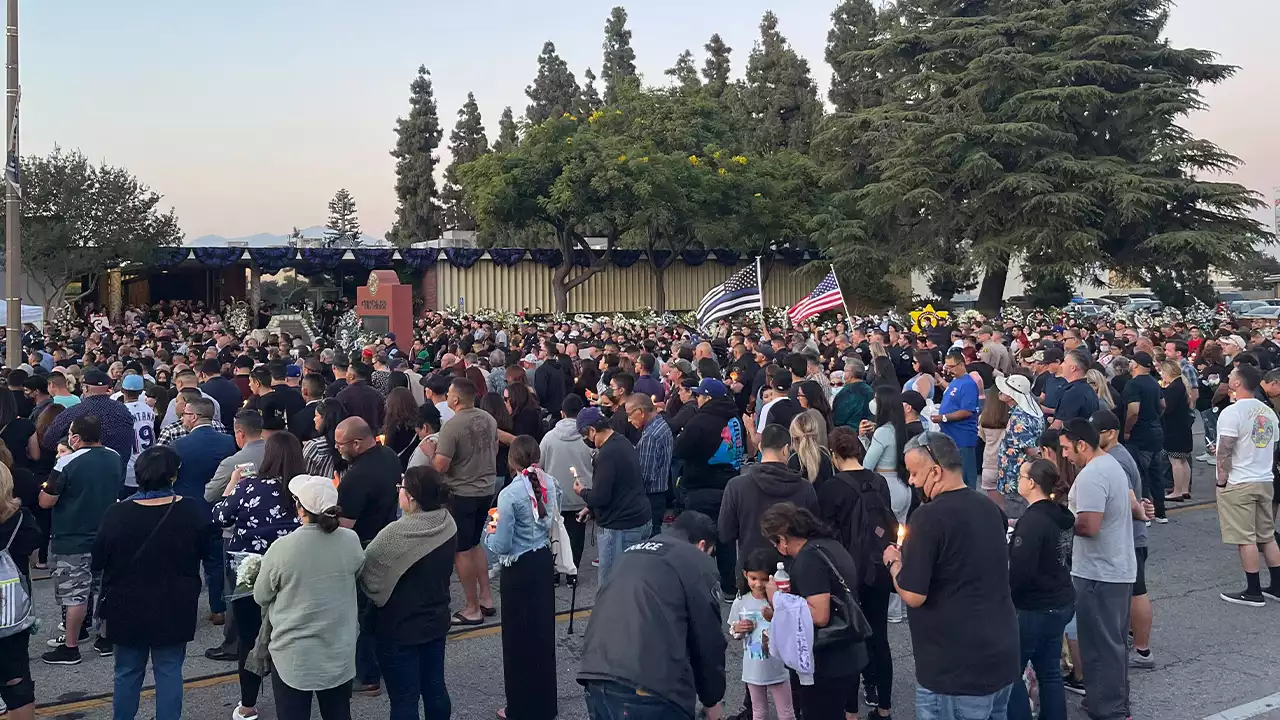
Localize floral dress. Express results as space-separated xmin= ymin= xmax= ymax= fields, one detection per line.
xmin=212 ymin=475 xmax=301 ymax=553
xmin=996 ymin=406 xmax=1046 ymax=495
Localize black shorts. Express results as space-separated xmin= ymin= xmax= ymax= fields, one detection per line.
xmin=1132 ymin=546 xmax=1148 ymax=597
xmin=450 ymin=494 xmax=493 ymax=552
xmin=0 ymin=630 xmax=30 ymax=684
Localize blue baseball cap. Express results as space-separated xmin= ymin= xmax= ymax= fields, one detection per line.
xmin=575 ymin=407 xmax=607 ymax=434
xmin=285 ymin=365 xmax=302 ymax=378
xmin=122 ymin=375 xmax=145 ymax=392
xmin=692 ymin=378 xmax=727 ymax=398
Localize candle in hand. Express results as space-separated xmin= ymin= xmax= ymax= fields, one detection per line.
xmin=897 ymin=524 xmax=906 ymax=545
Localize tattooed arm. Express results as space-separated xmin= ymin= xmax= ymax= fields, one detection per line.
xmin=1215 ymin=436 xmax=1236 ymax=487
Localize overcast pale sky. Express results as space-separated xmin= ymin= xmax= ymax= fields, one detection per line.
xmin=19 ymin=0 xmax=1280 ymax=239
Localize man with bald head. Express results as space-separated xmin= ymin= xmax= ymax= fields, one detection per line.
xmin=333 ymin=415 xmax=402 ymax=694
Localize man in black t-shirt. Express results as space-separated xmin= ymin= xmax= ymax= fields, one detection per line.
xmin=1122 ymin=352 xmax=1168 ymax=522
xmin=882 ymin=432 xmax=1020 ymax=710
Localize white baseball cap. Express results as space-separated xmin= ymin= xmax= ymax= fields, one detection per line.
xmin=288 ymin=474 xmax=339 ymax=515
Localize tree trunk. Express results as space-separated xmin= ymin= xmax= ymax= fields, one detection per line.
xmin=552 ymin=258 xmax=572 ymax=315
xmin=653 ymin=263 xmax=667 ymax=313
xmin=977 ymin=253 xmax=1011 ymax=316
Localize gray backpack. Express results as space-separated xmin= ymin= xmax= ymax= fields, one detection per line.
xmin=0 ymin=515 xmax=34 ymax=638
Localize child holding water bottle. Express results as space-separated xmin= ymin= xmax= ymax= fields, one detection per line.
xmin=727 ymin=549 xmax=795 ymax=720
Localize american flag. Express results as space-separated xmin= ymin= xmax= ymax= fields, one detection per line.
xmin=697 ymin=260 xmax=763 ymax=329
xmin=788 ymin=270 xmax=844 ymax=325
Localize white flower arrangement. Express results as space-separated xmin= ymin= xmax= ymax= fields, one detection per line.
xmin=233 ymin=552 xmax=264 ymax=595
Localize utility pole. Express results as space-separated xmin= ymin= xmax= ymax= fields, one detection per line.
xmin=3 ymin=0 xmax=17 ymax=369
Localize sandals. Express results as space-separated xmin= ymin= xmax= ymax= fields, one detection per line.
xmin=451 ymin=611 xmax=484 ymax=627
xmin=480 ymin=605 xmax=497 ymax=617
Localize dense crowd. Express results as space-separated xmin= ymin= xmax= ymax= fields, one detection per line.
xmin=0 ymin=298 xmax=1274 ymax=720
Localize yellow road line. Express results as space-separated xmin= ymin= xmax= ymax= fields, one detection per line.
xmin=35 ymin=608 xmax=592 ymax=716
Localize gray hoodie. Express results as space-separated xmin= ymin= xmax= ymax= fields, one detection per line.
xmin=539 ymin=418 xmax=594 ymax=512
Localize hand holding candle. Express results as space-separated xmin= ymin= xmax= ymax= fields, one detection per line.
xmin=896 ymin=524 xmax=906 ymax=546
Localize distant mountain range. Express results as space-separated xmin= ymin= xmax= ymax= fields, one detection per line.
xmin=186 ymin=226 xmax=390 ymax=247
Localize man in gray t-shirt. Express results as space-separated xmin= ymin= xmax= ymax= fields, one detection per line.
xmin=1060 ymin=418 xmax=1136 ymax=720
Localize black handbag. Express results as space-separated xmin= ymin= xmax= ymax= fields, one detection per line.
xmin=811 ymin=543 xmax=874 ymax=649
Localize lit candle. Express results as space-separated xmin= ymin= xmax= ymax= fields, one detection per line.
xmin=570 ymin=466 xmax=579 ymax=479
xmin=897 ymin=524 xmax=906 ymax=545
xmin=376 ymin=434 xmax=386 ymax=445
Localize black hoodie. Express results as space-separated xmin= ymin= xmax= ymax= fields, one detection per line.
xmin=1008 ymin=499 xmax=1075 ymax=610
xmin=718 ymin=462 xmax=818 ymax=567
xmin=673 ymin=397 xmax=745 ymax=492
xmin=534 ymin=358 xmax=566 ymax=417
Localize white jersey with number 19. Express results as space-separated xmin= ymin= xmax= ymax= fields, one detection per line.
xmin=124 ymin=399 xmax=156 ymax=488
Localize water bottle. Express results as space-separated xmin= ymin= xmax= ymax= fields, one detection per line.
xmin=773 ymin=562 xmax=790 ymax=594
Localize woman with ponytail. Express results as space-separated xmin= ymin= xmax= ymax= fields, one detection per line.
xmin=1006 ymin=459 xmax=1075 ymax=720
xmin=483 ymin=435 xmax=561 ymax=720
xmin=253 ymin=475 xmax=364 ymax=720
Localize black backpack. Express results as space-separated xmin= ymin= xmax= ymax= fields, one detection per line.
xmin=835 ymin=470 xmax=899 ymax=587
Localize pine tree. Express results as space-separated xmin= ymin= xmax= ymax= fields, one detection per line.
xmin=600 ymin=6 xmax=638 ymax=103
xmin=742 ymin=12 xmax=824 ymax=154
xmin=388 ymin=65 xmax=443 ymax=246
xmin=441 ymin=92 xmax=489 ymax=232
xmin=525 ymin=41 xmax=581 ymax=124
xmin=581 ymin=68 xmax=603 ymax=113
xmin=665 ymin=50 xmax=701 ymax=94
xmin=493 ymin=107 xmax=519 ymax=153
xmin=702 ymin=33 xmax=732 ymax=99
xmin=825 ymin=0 xmax=886 ymax=113
xmin=324 ymin=189 xmax=362 ymax=248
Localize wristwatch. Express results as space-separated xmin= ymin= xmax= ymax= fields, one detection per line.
xmin=939 ymin=414 xmax=948 ymax=423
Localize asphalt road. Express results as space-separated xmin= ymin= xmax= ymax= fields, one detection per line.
xmin=24 ymin=445 xmax=1280 ymax=720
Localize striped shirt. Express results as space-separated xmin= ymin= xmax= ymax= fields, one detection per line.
xmin=636 ymin=414 xmax=674 ymax=495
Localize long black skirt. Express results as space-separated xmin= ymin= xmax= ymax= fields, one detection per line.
xmin=499 ymin=545 xmax=557 ymax=720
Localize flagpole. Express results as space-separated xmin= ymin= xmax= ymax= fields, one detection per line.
xmin=830 ymin=264 xmax=854 ymax=324
xmin=4 ymin=0 xmax=18 ymax=370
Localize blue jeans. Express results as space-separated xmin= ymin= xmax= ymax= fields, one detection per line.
xmin=958 ymin=445 xmax=979 ymax=491
xmin=595 ymin=524 xmax=650 ymax=587
xmin=584 ymin=680 xmax=692 ymax=720
xmin=376 ymin=638 xmax=449 ymax=720
xmin=114 ymin=643 xmax=186 ymax=720
xmin=916 ymin=683 xmax=1012 ymax=720
xmin=1126 ymin=446 xmax=1167 ymax=520
xmin=202 ymin=525 xmax=225 ymax=614
xmin=1201 ymin=409 xmax=1218 ymax=449
xmin=1007 ymin=604 xmax=1074 ymax=720
xmin=356 ymin=590 xmax=380 ymax=686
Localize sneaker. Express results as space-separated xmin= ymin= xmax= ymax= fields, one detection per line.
xmin=1220 ymin=590 xmax=1266 ymax=607
xmin=93 ymin=636 xmax=113 ymax=657
xmin=591 ymin=558 xmax=600 ymax=567
xmin=232 ymin=707 xmax=259 ymax=720
xmin=1262 ymin=586 xmax=1280 ymax=602
xmin=887 ymin=613 xmax=905 ymax=624
xmin=1154 ymin=517 xmax=1169 ymax=524
xmin=1130 ymin=649 xmax=1155 ymax=668
xmin=41 ymin=644 xmax=82 ymax=665
xmin=864 ymin=685 xmax=879 ymax=708
xmin=1063 ymin=676 xmax=1086 ymax=696
xmin=1195 ymin=453 xmax=1211 ymax=462
xmin=45 ymin=628 xmax=89 ymax=648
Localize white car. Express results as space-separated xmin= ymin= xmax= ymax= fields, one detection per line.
xmin=1241 ymin=306 xmax=1280 ymax=319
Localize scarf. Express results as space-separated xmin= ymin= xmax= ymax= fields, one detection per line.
xmin=360 ymin=508 xmax=456 ymax=606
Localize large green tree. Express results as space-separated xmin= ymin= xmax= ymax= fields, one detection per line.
xmin=526 ymin=41 xmax=581 ymax=125
xmin=702 ymin=34 xmax=733 ymax=100
xmin=2 ymin=147 xmax=182 ymax=312
xmin=388 ymin=65 xmax=442 ymax=246
xmin=441 ymin=92 xmax=489 ymax=231
xmin=819 ymin=0 xmax=1269 ymax=312
xmin=581 ymin=68 xmax=603 ymax=113
xmin=742 ymin=12 xmax=824 ymax=154
xmin=665 ymin=51 xmax=701 ymax=94
xmin=825 ymin=0 xmax=887 ymax=114
xmin=600 ymin=6 xmax=638 ymax=103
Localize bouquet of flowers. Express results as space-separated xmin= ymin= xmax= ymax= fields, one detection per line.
xmin=230 ymin=552 xmax=264 ymax=601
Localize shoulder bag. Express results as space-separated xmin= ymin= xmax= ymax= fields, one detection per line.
xmin=810 ymin=542 xmax=873 ymax=649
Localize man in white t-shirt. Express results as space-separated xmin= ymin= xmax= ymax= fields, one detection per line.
xmin=1215 ymin=365 xmax=1280 ymax=607
xmin=120 ymin=375 xmax=156 ymax=493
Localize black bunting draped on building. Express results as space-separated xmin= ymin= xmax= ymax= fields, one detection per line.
xmin=248 ymin=247 xmax=297 ymax=273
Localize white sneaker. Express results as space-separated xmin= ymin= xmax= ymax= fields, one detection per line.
xmin=1195 ymin=453 xmax=1213 ymax=463
xmin=1154 ymin=517 xmax=1169 ymax=524
xmin=232 ymin=706 xmax=259 ymax=720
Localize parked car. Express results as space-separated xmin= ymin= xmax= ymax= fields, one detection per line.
xmin=1231 ymin=300 xmax=1270 ymax=315
xmin=1122 ymin=299 xmax=1164 ymax=313
xmin=1241 ymin=306 xmax=1280 ymax=320
xmin=1073 ymin=303 xmax=1105 ymax=317
xmin=1219 ymin=291 xmax=1246 ymax=305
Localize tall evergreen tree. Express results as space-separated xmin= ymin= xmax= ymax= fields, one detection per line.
xmin=324 ymin=188 xmax=362 ymax=248
xmin=441 ymin=92 xmax=489 ymax=232
xmin=665 ymin=50 xmax=701 ymax=94
xmin=493 ymin=106 xmax=519 ymax=153
xmin=388 ymin=65 xmax=442 ymax=246
xmin=825 ymin=0 xmax=886 ymax=113
xmin=600 ymin=6 xmax=638 ymax=104
xmin=526 ymin=41 xmax=581 ymax=124
xmin=581 ymin=67 xmax=603 ymax=113
xmin=702 ymin=33 xmax=732 ymax=99
xmin=742 ymin=12 xmax=823 ymax=154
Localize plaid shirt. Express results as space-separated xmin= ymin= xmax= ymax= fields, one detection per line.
xmin=1179 ymin=358 xmax=1199 ymax=390
xmin=157 ymin=418 xmax=227 ymax=446
xmin=636 ymin=414 xmax=674 ymax=494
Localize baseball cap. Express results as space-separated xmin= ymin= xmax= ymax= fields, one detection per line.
xmin=384 ymin=332 xmax=396 ymax=341
xmin=692 ymin=378 xmax=727 ymax=398
xmin=1089 ymin=409 xmax=1121 ymax=434
xmin=575 ymin=407 xmax=609 ymax=434
xmin=285 ymin=365 xmax=302 ymax=378
xmin=1131 ymin=351 xmax=1155 ymax=370
xmin=288 ymin=474 xmax=339 ymax=515
xmin=83 ymin=370 xmax=112 ymax=387
xmin=671 ymin=358 xmax=695 ymax=376
xmin=121 ymin=375 xmax=145 ymax=392
xmin=1042 ymin=348 xmax=1065 ymax=365
xmin=770 ymin=374 xmax=793 ymax=393
xmin=901 ymin=390 xmax=927 ymax=413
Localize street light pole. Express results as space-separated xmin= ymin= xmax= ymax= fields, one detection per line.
xmin=3 ymin=0 xmax=18 ymax=369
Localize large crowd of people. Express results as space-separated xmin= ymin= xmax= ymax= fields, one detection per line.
xmin=0 ymin=297 xmax=1274 ymax=720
